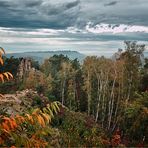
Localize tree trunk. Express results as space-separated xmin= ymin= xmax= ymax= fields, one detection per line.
xmin=87 ymin=71 xmax=91 ymax=115
xmin=61 ymin=72 xmax=66 ymax=105
xmin=108 ymin=75 xmax=116 ymax=130
xmin=95 ymin=75 xmax=102 ymax=122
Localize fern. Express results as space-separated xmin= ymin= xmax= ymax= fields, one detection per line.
xmin=0 ymin=47 xmax=13 ymax=83
xmin=0 ymin=102 xmax=60 ymax=147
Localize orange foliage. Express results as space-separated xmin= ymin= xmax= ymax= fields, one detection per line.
xmin=10 ymin=146 xmax=16 ymax=148
xmin=0 ymin=102 xmax=60 ymax=147
xmin=0 ymin=47 xmax=13 ymax=83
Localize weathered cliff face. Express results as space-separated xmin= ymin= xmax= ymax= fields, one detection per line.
xmin=17 ymin=58 xmax=32 ymax=80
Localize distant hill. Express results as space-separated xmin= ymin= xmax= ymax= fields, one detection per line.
xmin=6 ymin=50 xmax=86 ymax=63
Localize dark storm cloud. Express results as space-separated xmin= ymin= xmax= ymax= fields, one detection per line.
xmin=24 ymin=0 xmax=43 ymax=7
xmin=0 ymin=0 xmax=80 ymax=29
xmin=0 ymin=1 xmax=12 ymax=7
xmin=65 ymin=0 xmax=80 ymax=9
xmin=41 ymin=0 xmax=80 ymax=16
xmin=104 ymin=1 xmax=117 ymax=6
xmin=0 ymin=0 xmax=148 ymax=29
xmin=83 ymin=0 xmax=148 ymax=26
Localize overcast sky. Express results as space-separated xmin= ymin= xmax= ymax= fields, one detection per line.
xmin=0 ymin=0 xmax=148 ymax=56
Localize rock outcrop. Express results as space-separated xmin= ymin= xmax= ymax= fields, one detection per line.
xmin=0 ymin=89 xmax=39 ymax=115
xmin=17 ymin=58 xmax=32 ymax=80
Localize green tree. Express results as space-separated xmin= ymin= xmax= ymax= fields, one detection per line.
xmin=120 ymin=41 xmax=145 ymax=101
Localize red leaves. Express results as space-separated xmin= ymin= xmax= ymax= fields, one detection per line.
xmin=111 ymin=129 xmax=121 ymax=147
xmin=111 ymin=134 xmax=121 ymax=146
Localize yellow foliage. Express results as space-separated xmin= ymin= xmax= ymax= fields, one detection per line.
xmin=0 ymin=48 xmax=13 ymax=83
xmin=0 ymin=47 xmax=5 ymax=65
xmin=0 ymin=47 xmax=5 ymax=66
xmin=0 ymin=74 xmax=4 ymax=83
xmin=26 ymin=114 xmax=34 ymax=124
xmin=0 ymin=102 xmax=60 ymax=147
xmin=15 ymin=115 xmax=25 ymax=123
xmin=37 ymin=115 xmax=46 ymax=127
xmin=41 ymin=112 xmax=51 ymax=123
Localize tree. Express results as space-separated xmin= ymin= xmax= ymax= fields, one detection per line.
xmin=40 ymin=59 xmax=51 ymax=77
xmin=24 ymin=69 xmax=46 ymax=90
xmin=0 ymin=47 xmax=13 ymax=84
xmin=59 ymin=62 xmax=71 ymax=105
xmin=120 ymin=41 xmax=145 ymax=101
xmin=83 ymin=56 xmax=95 ymax=115
xmin=141 ymin=58 xmax=148 ymax=91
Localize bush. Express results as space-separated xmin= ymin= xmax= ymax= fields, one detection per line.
xmin=52 ymin=109 xmax=109 ymax=147
xmin=36 ymin=85 xmax=44 ymax=94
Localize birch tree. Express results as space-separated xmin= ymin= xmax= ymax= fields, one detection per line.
xmin=83 ymin=57 xmax=94 ymax=115
xmin=59 ymin=62 xmax=71 ymax=105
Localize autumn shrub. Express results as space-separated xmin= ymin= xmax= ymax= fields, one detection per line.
xmin=0 ymin=102 xmax=60 ymax=147
xmin=52 ymin=109 xmax=110 ymax=147
xmin=120 ymin=92 xmax=148 ymax=146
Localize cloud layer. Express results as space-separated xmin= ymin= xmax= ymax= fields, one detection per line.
xmin=0 ymin=0 xmax=148 ymax=56
xmin=1 ymin=0 xmax=148 ymax=28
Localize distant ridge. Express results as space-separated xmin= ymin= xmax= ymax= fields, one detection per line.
xmin=6 ymin=50 xmax=86 ymax=63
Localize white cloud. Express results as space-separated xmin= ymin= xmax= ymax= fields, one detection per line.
xmin=85 ymin=22 xmax=148 ymax=34
xmin=0 ymin=27 xmax=64 ymax=36
xmin=0 ymin=25 xmax=148 ymax=56
xmin=66 ymin=27 xmax=87 ymax=34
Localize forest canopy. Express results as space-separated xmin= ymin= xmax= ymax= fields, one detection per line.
xmin=0 ymin=41 xmax=148 ymax=147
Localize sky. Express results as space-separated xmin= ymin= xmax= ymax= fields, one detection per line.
xmin=0 ymin=0 xmax=148 ymax=56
